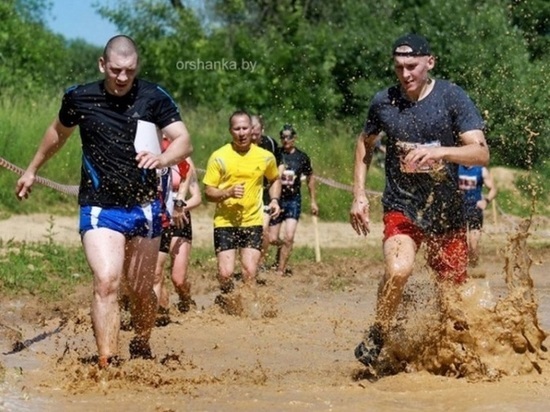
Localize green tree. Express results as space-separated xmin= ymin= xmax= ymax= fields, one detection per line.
xmin=7 ymin=0 xmax=542 ymax=169
xmin=0 ymin=0 xmax=102 ymax=94
xmin=0 ymin=0 xmax=67 ymax=93
xmin=508 ymin=0 xmax=550 ymax=61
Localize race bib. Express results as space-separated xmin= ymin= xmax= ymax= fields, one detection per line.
xmin=396 ymin=141 xmax=445 ymax=174
xmin=458 ymin=175 xmax=477 ymax=191
xmin=282 ymin=169 xmax=296 ymax=186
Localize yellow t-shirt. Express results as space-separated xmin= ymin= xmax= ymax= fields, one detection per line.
xmin=203 ymin=143 xmax=279 ymax=228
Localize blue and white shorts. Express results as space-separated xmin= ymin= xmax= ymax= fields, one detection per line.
xmin=79 ymin=199 xmax=163 ymax=238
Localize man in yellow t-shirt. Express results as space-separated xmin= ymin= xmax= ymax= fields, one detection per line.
xmin=203 ymin=111 xmax=281 ymax=293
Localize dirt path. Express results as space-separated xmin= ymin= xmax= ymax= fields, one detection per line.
xmin=1 ymin=212 xmax=550 ymax=411
xmin=2 ymin=207 xmax=548 ymax=248
xmin=0 ymin=207 xmax=382 ymax=249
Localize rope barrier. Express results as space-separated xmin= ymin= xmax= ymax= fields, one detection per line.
xmin=0 ymin=156 xmax=79 ymax=197
xmin=5 ymin=155 xmax=519 ymax=218
xmin=0 ymin=155 xmax=532 ymax=229
xmin=0 ymin=156 xmax=381 ymax=198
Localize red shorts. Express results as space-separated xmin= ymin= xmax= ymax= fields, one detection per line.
xmin=383 ymin=211 xmax=468 ymax=284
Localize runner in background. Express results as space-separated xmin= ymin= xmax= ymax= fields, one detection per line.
xmin=203 ymin=111 xmax=281 ymax=294
xmin=458 ymin=165 xmax=497 ymax=267
xmin=154 ymin=137 xmax=202 ymax=325
xmin=250 ymin=115 xmax=284 ymax=271
xmin=268 ymin=124 xmax=318 ymax=276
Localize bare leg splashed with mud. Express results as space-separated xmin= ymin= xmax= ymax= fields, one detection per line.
xmin=367 ymin=220 xmax=548 ymax=380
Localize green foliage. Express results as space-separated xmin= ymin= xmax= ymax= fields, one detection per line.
xmin=63 ymin=39 xmax=104 ymax=86
xmin=0 ymin=95 xmax=81 ymax=215
xmin=0 ymin=1 xmax=103 ymax=95
xmin=508 ymin=0 xmax=550 ymax=61
xmin=0 ymin=239 xmax=90 ymax=298
xmin=1 ymin=0 xmax=549 ymax=218
xmin=97 ymin=0 xmax=548 ymax=169
xmin=0 ymin=1 xmax=64 ymax=93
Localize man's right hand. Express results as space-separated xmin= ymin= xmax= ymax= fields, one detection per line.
xmin=16 ymin=172 xmax=35 ymax=199
xmin=230 ymin=183 xmax=245 ymax=199
xmin=350 ymin=195 xmax=370 ymax=236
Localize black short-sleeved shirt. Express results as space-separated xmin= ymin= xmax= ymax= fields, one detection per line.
xmin=258 ymin=135 xmax=282 ymax=203
xmin=279 ymin=148 xmax=313 ymax=200
xmin=59 ymin=79 xmax=182 ymax=207
xmin=363 ymin=79 xmax=485 ymax=234
xmin=258 ymin=135 xmax=282 ymax=166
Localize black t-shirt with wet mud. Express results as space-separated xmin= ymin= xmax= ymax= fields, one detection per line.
xmin=58 ymin=79 xmax=182 ymax=207
xmin=363 ymin=79 xmax=485 ymax=234
xmin=279 ymin=148 xmax=313 ymax=200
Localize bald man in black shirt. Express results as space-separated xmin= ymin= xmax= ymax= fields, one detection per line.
xmin=16 ymin=35 xmax=193 ymax=368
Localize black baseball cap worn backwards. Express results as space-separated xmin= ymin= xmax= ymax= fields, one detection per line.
xmin=392 ymin=34 xmax=431 ymax=56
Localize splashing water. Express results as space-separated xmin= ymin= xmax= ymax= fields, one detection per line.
xmin=381 ymin=219 xmax=548 ymax=380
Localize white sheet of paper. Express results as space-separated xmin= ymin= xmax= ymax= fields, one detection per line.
xmin=134 ymin=120 xmax=162 ymax=154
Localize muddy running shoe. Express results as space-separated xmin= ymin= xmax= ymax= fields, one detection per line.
xmin=256 ymin=274 xmax=268 ymax=285
xmin=155 ymin=306 xmax=171 ymax=327
xmin=354 ymin=324 xmax=384 ymax=367
xmin=129 ymin=337 xmax=154 ymax=360
xmin=214 ymin=293 xmax=243 ymax=316
xmin=177 ymin=297 xmax=197 ymax=313
xmin=220 ymin=279 xmax=235 ymax=294
xmin=274 ymin=268 xmax=293 ymax=277
xmin=258 ymin=264 xmax=268 ymax=273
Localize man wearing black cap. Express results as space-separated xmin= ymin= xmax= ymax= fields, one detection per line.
xmin=349 ymin=33 xmax=490 ymax=368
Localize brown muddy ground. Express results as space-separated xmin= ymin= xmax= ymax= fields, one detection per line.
xmin=1 ymin=210 xmax=550 ymax=411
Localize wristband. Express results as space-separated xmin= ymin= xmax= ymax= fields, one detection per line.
xmin=270 ymin=198 xmax=280 ymax=205
xmin=174 ymin=199 xmax=187 ymax=208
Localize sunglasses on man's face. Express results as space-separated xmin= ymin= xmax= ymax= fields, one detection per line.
xmin=281 ymin=134 xmax=294 ymax=140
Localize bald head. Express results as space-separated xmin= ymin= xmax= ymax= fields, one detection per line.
xmin=250 ymin=115 xmax=264 ymax=128
xmin=99 ymin=35 xmax=140 ymax=96
xmin=103 ymin=35 xmax=139 ymax=63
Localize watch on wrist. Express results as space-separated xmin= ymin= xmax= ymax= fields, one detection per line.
xmin=174 ymin=199 xmax=187 ymax=208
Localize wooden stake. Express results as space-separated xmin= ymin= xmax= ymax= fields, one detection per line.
xmin=312 ymin=215 xmax=321 ymax=263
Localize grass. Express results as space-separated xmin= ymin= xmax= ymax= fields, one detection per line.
xmin=0 ymin=240 xmax=90 ymax=299
xmin=0 ymin=241 xmax=380 ymax=301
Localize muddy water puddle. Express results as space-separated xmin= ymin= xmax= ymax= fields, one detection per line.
xmin=2 ymin=221 xmax=550 ymax=411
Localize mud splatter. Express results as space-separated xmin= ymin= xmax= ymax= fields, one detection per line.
xmin=382 ymin=219 xmax=548 ymax=380
xmin=215 ymin=284 xmax=279 ymax=319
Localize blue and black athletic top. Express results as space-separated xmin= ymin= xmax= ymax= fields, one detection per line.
xmin=458 ymin=165 xmax=483 ymax=206
xmin=58 ymin=79 xmax=182 ymax=207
